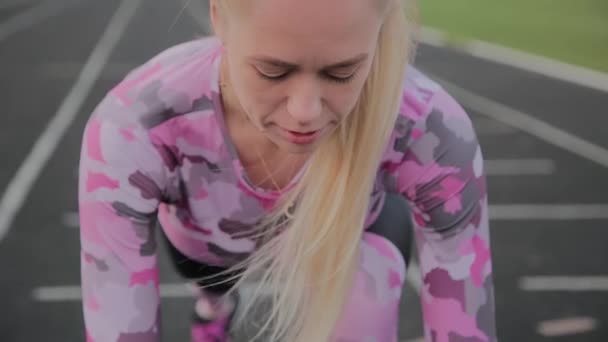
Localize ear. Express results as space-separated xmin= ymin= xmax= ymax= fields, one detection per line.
xmin=209 ymin=0 xmax=225 ymax=41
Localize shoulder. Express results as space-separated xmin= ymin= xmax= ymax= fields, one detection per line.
xmin=378 ymin=66 xmax=481 ymax=185
xmin=80 ymin=37 xmax=224 ymax=178
xmin=398 ymin=66 xmax=470 ymax=127
xmin=88 ymin=36 xmax=223 ymax=131
xmin=378 ymin=67 xmax=484 ymax=197
xmin=388 ymin=66 xmax=476 ymax=156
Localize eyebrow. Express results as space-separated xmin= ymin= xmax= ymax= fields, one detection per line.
xmin=251 ymin=53 xmax=369 ymax=70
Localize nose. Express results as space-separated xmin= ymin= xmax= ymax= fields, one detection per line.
xmin=286 ymin=75 xmax=323 ymax=125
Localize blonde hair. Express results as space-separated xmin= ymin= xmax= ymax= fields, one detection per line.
xmin=210 ymin=1 xmax=417 ymax=341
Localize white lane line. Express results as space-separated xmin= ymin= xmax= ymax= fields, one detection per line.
xmin=520 ymin=276 xmax=608 ymax=292
xmin=418 ymin=26 xmax=608 ymax=93
xmin=490 ymin=204 xmax=608 ymax=220
xmin=35 ymin=270 xmax=424 ymax=301
xmin=33 ymin=283 xmax=192 ymax=301
xmin=61 ymin=212 xmax=79 ymax=228
xmin=182 ymin=0 xmax=211 ymax=33
xmin=0 ymin=0 xmax=38 ymax=11
xmin=35 ymin=258 xmax=424 ymax=302
xmin=33 ymin=285 xmax=81 ymax=301
xmin=428 ymin=74 xmax=608 ymax=169
xmin=473 ymin=117 xmax=517 ymax=136
xmin=35 ymin=281 xmax=431 ymax=339
xmin=537 ymin=317 xmax=598 ymax=337
xmin=406 ymin=261 xmax=422 ymax=294
xmin=0 ymin=0 xmax=78 ymax=42
xmin=0 ymin=0 xmax=142 ymax=242
xmin=160 ymin=283 xmax=197 ymax=298
xmin=33 ymin=282 xmax=275 ymax=302
xmin=485 ymin=159 xmax=555 ymax=176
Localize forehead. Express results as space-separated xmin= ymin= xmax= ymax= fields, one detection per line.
xmin=250 ymin=0 xmax=378 ymax=30
xmin=231 ymin=0 xmax=382 ymax=63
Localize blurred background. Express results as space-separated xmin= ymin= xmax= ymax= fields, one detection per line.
xmin=0 ymin=0 xmax=607 ymax=341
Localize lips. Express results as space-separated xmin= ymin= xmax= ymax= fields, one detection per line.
xmin=280 ymin=127 xmax=322 ymax=145
xmin=287 ymin=130 xmax=317 ymax=136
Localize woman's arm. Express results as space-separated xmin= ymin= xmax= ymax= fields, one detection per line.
xmin=395 ymin=89 xmax=497 ymax=342
xmin=78 ymin=105 xmax=169 ymax=341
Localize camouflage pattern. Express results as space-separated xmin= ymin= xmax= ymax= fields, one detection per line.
xmin=79 ymin=37 xmax=496 ymax=341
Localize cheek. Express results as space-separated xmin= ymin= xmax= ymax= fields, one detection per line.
xmin=326 ymin=81 xmax=366 ymax=118
xmin=229 ymin=65 xmax=281 ymax=119
xmin=335 ymin=63 xmax=375 ymax=115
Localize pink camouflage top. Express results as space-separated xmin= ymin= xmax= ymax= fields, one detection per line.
xmin=79 ymin=36 xmax=496 ymax=341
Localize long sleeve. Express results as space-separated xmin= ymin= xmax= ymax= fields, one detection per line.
xmin=395 ymin=89 xmax=497 ymax=342
xmin=78 ymin=98 xmax=169 ymax=341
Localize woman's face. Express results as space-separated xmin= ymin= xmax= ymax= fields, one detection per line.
xmin=212 ymin=0 xmax=386 ymax=154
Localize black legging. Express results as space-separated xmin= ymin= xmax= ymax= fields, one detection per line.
xmin=163 ymin=192 xmax=413 ymax=296
xmin=162 ymin=231 xmax=240 ymax=295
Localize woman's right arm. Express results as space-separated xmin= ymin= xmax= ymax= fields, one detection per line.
xmin=78 ymin=107 xmax=169 ymax=341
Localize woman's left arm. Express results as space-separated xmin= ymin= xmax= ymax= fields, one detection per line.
xmin=394 ymin=88 xmax=497 ymax=342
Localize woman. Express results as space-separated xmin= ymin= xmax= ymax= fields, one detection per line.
xmin=78 ymin=0 xmax=497 ymax=341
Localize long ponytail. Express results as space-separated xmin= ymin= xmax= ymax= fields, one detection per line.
xmin=214 ymin=1 xmax=417 ymax=341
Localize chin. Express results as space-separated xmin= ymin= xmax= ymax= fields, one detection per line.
xmin=285 ymin=144 xmax=318 ymax=154
xmin=271 ymin=139 xmax=317 ymax=154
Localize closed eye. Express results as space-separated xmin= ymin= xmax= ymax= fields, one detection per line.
xmin=256 ymin=69 xmax=357 ymax=84
xmin=321 ymin=71 xmax=357 ymax=83
xmin=257 ymin=70 xmax=290 ymax=81
xmin=251 ymin=52 xmax=368 ymax=84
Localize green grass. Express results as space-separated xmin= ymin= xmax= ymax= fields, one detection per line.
xmin=419 ymin=0 xmax=608 ymax=73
